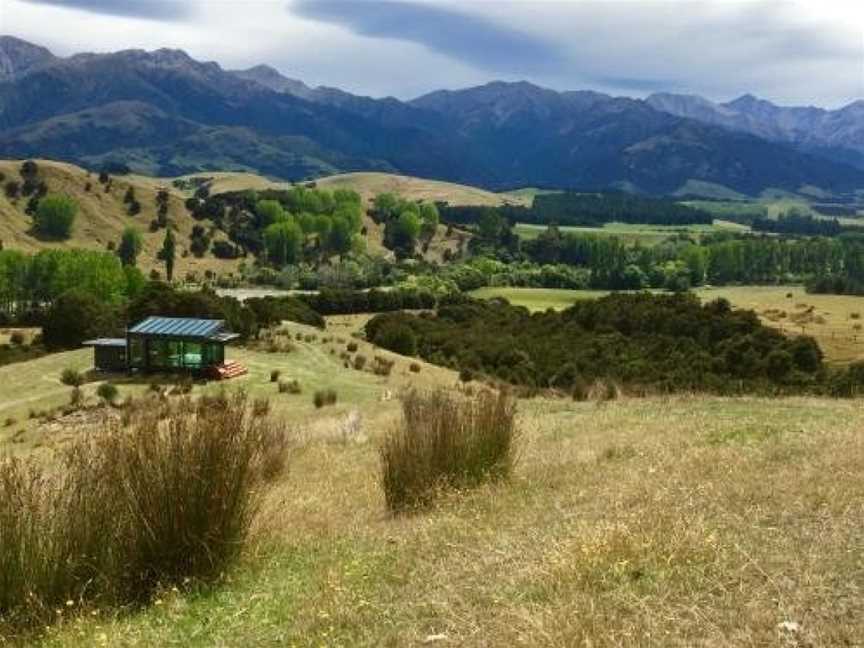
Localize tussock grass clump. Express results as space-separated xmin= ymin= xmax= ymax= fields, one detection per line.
xmin=0 ymin=391 xmax=289 ymax=632
xmin=278 ymin=379 xmax=302 ymax=394
xmin=353 ymin=354 xmax=367 ymax=371
xmin=97 ymin=382 xmax=118 ymax=404
xmin=60 ymin=368 xmax=83 ymax=387
xmin=314 ymin=389 xmax=338 ymax=409
xmin=379 ymin=389 xmax=518 ymax=513
xmin=373 ymin=356 xmax=394 ymax=376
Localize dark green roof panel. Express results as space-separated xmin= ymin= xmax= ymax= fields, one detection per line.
xmin=128 ymin=317 xmax=225 ymax=339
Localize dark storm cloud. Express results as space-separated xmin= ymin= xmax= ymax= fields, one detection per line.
xmin=290 ymin=0 xmax=566 ymax=75
xmin=22 ymin=0 xmax=192 ymax=21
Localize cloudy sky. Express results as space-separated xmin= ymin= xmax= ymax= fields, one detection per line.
xmin=2 ymin=0 xmax=862 ymax=107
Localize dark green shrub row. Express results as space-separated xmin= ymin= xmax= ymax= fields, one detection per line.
xmin=368 ymin=293 xmax=833 ymax=395
xmin=298 ymin=288 xmax=466 ymax=316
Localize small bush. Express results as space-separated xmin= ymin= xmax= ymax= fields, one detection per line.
xmin=278 ymin=379 xmax=302 ymax=394
xmin=851 ymin=312 xmax=861 ymax=320
xmin=3 ymin=417 xmax=14 ymax=427
xmin=313 ymin=389 xmax=338 ymax=408
xmin=9 ymin=331 xmax=25 ymax=346
xmin=379 ymin=389 xmax=518 ymax=513
xmin=459 ymin=368 xmax=474 ymax=383
xmin=270 ymin=369 xmax=281 ymax=383
xmin=96 ymin=382 xmax=118 ymax=404
xmin=409 ymin=362 xmax=422 ymax=373
xmin=60 ymin=368 xmax=83 ymax=387
xmin=373 ymin=356 xmax=395 ymax=376
xmin=353 ymin=354 xmax=367 ymax=371
xmin=347 ymin=341 xmax=358 ymax=353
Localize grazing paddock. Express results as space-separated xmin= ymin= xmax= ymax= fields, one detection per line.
xmin=21 ymin=393 xmax=864 ymax=647
xmin=514 ymin=220 xmax=748 ymax=245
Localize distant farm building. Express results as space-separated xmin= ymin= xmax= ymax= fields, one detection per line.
xmin=83 ymin=316 xmax=246 ymax=379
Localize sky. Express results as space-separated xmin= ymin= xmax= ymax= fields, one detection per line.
xmin=1 ymin=0 xmax=862 ymax=108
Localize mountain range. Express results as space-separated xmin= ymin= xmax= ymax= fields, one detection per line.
xmin=1 ymin=35 xmax=862 ymax=198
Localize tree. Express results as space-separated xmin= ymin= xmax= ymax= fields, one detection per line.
xmin=256 ymin=199 xmax=288 ymax=228
xmin=33 ymin=194 xmax=78 ymax=240
xmin=326 ymin=216 xmax=354 ymax=258
xmin=43 ymin=289 xmax=121 ymax=349
xmin=159 ymin=228 xmax=176 ymax=281
xmin=117 ymin=227 xmax=143 ymax=267
xmin=419 ymin=202 xmax=439 ymax=240
xmin=263 ymin=221 xmax=303 ymax=267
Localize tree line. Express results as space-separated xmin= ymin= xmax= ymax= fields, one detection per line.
xmin=366 ymin=293 xmax=864 ymax=396
xmin=438 ymin=192 xmax=713 ymax=229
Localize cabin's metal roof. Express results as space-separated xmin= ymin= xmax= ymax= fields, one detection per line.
xmin=82 ymin=338 xmax=128 ymax=348
xmin=128 ymin=317 xmax=229 ymax=340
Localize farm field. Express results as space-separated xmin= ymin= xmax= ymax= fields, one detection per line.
xmin=514 ymin=220 xmax=748 ymax=244
xmin=472 ymin=285 xmax=864 ymax=364
xmin=3 ymin=308 xmax=864 ymax=645
xmin=20 ymin=390 xmax=864 ymax=647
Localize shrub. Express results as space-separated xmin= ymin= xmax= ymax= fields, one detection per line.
xmin=347 ymin=341 xmax=358 ymax=353
xmin=60 ymin=368 xmax=84 ymax=387
xmin=459 ymin=368 xmax=474 ymax=383
xmin=353 ymin=354 xmax=367 ymax=371
xmin=0 ymin=391 xmax=289 ymax=629
xmin=379 ymin=389 xmax=518 ymax=513
xmin=8 ymin=331 xmax=24 ymax=346
xmin=410 ymin=362 xmax=422 ymax=373
xmin=373 ymin=323 xmax=417 ymax=356
xmin=278 ymin=379 xmax=302 ymax=394
xmin=270 ymin=369 xmax=281 ymax=382
xmin=33 ymin=194 xmax=78 ymax=240
xmin=313 ymin=389 xmax=338 ymax=408
xmin=96 ymin=382 xmax=118 ymax=404
xmin=373 ymin=356 xmax=395 ymax=376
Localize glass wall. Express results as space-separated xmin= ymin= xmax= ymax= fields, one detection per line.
xmin=128 ymin=336 xmax=225 ymax=371
xmin=129 ymin=337 xmax=145 ymax=369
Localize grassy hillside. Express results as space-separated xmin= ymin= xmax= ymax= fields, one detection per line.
xmin=4 ymin=382 xmax=860 ymax=644
xmin=175 ymin=170 xmax=531 ymax=207
xmin=0 ymin=311 xmax=862 ymax=645
xmin=0 ymin=161 xmax=503 ymax=269
xmin=0 ymin=160 xmax=241 ymax=277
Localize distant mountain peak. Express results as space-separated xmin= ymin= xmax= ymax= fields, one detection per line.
xmin=230 ymin=63 xmax=315 ymax=98
xmin=0 ymin=34 xmax=56 ymax=81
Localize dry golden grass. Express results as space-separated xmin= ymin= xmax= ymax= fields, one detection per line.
xmin=315 ymin=172 xmax=529 ymax=207
xmin=0 ymin=159 xmax=241 ymax=278
xmin=697 ymin=285 xmax=864 ymax=365
xmin=21 ymin=393 xmax=864 ymax=647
